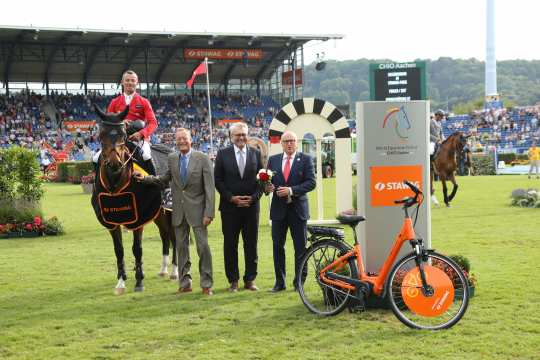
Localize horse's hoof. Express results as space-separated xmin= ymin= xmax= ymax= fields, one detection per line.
xmin=114 ymin=287 xmax=126 ymax=295
xmin=134 ymin=286 xmax=144 ymax=292
xmin=169 ymin=274 xmax=178 ymax=280
xmin=446 ymin=204 xmax=451 ymax=208
xmin=158 ymin=271 xmax=168 ymax=277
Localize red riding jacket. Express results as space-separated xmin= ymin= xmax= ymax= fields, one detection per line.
xmin=107 ymin=93 xmax=157 ymax=140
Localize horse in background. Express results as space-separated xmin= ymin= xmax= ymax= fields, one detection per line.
xmin=430 ymin=132 xmax=469 ymax=207
xmin=92 ymin=105 xmax=177 ymax=294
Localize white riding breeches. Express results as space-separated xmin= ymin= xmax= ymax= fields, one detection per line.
xmin=429 ymin=142 xmax=436 ymax=155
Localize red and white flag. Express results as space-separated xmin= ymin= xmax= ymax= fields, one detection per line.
xmin=186 ymin=61 xmax=207 ymax=88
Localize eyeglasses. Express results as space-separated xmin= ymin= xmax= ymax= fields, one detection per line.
xmin=233 ymin=133 xmax=248 ymax=137
xmin=281 ymin=139 xmax=296 ymax=143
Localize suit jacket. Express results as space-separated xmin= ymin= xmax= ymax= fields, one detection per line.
xmin=214 ymin=145 xmax=263 ymax=212
xmin=267 ymin=152 xmax=316 ymax=221
xmin=143 ymin=150 xmax=215 ymax=227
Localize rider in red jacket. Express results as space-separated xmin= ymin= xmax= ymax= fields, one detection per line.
xmin=105 ymin=70 xmax=157 ymax=174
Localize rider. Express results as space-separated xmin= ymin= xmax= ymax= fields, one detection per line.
xmin=430 ymin=109 xmax=446 ymax=161
xmin=93 ymin=70 xmax=158 ymax=175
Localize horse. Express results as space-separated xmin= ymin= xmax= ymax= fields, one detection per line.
xmin=92 ymin=105 xmax=177 ymax=294
xmin=430 ymin=131 xmax=469 ymax=207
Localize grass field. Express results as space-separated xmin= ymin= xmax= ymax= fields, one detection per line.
xmin=1 ymin=176 xmax=539 ymax=359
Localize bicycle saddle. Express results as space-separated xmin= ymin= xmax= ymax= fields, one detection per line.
xmin=307 ymin=226 xmax=344 ymax=239
xmin=336 ymin=214 xmax=366 ymax=227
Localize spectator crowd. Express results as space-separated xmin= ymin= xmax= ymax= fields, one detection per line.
xmin=0 ymin=90 xmax=278 ymax=167
xmin=3 ymin=89 xmax=540 ymax=167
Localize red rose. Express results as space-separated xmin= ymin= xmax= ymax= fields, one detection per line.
xmin=34 ymin=216 xmax=42 ymax=226
xmin=259 ymin=172 xmax=269 ymax=182
xmin=25 ymin=223 xmax=33 ymax=231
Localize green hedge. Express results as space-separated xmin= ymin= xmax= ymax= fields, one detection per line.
xmin=57 ymin=161 xmax=94 ymax=183
xmin=497 ymin=153 xmax=529 ymax=164
xmin=472 ymin=153 xmax=496 ymax=175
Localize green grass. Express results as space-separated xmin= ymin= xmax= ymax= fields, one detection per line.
xmin=0 ymin=176 xmax=539 ymax=359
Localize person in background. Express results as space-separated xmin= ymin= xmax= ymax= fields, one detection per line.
xmin=528 ymin=141 xmax=540 ymax=179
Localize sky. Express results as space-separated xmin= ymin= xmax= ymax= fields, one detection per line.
xmin=1 ymin=0 xmax=538 ymax=64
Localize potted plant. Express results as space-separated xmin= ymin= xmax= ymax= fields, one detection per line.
xmin=449 ymin=254 xmax=477 ymax=297
xmin=80 ymin=172 xmax=95 ymax=194
xmin=42 ymin=216 xmax=65 ymax=236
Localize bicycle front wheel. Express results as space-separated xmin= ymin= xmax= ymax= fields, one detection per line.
xmin=297 ymin=240 xmax=357 ymax=316
xmin=386 ymin=252 xmax=469 ymax=330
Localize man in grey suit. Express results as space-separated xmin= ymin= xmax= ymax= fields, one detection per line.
xmin=134 ymin=128 xmax=215 ymax=295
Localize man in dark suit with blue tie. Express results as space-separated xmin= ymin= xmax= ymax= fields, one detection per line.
xmin=265 ymin=131 xmax=316 ymax=292
xmin=214 ymin=122 xmax=264 ymax=292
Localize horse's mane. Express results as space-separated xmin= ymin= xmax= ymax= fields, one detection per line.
xmin=441 ymin=132 xmax=462 ymax=145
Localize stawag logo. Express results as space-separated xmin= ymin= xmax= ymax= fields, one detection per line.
xmin=382 ymin=105 xmax=411 ymax=140
xmin=374 ymin=181 xmax=420 ymax=192
xmin=370 ymin=165 xmax=423 ymax=207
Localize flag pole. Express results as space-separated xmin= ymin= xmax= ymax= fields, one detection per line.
xmin=204 ymin=57 xmax=213 ymax=157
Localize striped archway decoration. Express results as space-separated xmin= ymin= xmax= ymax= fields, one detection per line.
xmin=268 ymin=98 xmax=350 ymax=143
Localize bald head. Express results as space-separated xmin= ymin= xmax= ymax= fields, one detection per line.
xmin=281 ymin=131 xmax=298 ymax=156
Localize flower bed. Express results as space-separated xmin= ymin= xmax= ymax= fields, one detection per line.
xmin=0 ymin=216 xmax=64 ymax=239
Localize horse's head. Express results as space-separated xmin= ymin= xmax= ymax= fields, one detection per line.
xmin=450 ymin=132 xmax=469 ymax=152
xmin=94 ymin=105 xmax=129 ymax=172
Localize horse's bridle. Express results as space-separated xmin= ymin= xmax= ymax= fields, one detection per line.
xmin=100 ymin=121 xmax=139 ymax=170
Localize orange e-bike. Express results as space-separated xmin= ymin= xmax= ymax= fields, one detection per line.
xmin=297 ymin=181 xmax=469 ymax=330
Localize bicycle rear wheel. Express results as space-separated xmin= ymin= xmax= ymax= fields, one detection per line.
xmin=297 ymin=239 xmax=357 ymax=316
xmin=386 ymin=252 xmax=469 ymax=330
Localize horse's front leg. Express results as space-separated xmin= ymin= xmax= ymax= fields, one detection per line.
xmin=111 ymin=227 xmax=127 ymax=295
xmin=441 ymin=177 xmax=450 ymax=207
xmin=133 ymin=228 xmax=145 ymax=292
xmin=447 ymin=173 xmax=459 ymax=203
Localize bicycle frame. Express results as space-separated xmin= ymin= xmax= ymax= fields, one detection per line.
xmin=319 ymin=215 xmax=416 ymax=296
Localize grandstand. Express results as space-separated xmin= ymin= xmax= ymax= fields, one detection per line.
xmin=0 ymin=26 xmax=342 ymax=160
xmin=445 ymin=106 xmax=540 ymax=154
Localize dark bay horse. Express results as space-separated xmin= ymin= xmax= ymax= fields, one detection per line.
xmin=430 ymin=132 xmax=469 ymax=207
xmin=92 ymin=105 xmax=176 ymax=294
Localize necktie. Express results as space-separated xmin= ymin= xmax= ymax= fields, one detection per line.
xmin=180 ymin=155 xmax=188 ymax=184
xmin=283 ymin=156 xmax=291 ymax=182
xmin=238 ymin=150 xmax=245 ymax=178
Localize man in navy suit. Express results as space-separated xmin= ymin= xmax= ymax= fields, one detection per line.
xmin=266 ymin=131 xmax=316 ymax=292
xmin=214 ymin=122 xmax=263 ymax=292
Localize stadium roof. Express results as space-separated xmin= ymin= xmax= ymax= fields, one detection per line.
xmin=0 ymin=25 xmax=343 ymax=87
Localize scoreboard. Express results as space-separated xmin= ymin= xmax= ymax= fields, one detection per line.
xmin=369 ymin=61 xmax=426 ymax=101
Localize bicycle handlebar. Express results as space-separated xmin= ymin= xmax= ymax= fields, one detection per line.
xmin=403 ymin=180 xmax=422 ymax=195
xmin=393 ymin=180 xmax=424 ymax=208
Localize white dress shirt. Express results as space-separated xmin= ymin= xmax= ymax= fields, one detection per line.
xmin=234 ymin=144 xmax=247 ymax=170
xmin=124 ymin=93 xmax=134 ymax=105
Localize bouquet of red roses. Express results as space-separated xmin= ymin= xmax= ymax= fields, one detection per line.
xmin=256 ymin=169 xmax=274 ymax=187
